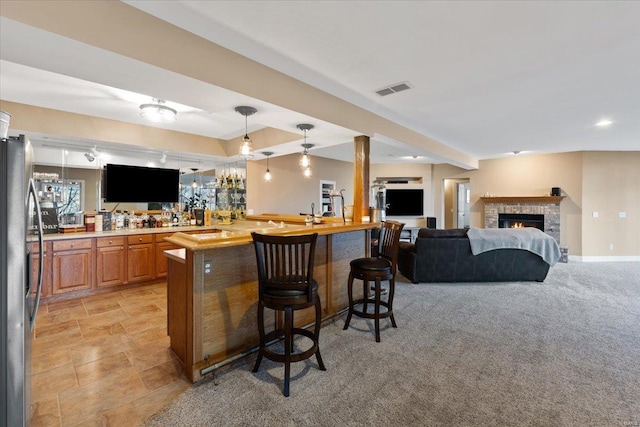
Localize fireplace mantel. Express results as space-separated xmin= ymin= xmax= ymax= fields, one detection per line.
xmin=480 ymin=196 xmax=564 ymax=204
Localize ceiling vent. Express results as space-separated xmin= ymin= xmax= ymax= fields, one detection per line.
xmin=375 ymin=82 xmax=412 ymax=97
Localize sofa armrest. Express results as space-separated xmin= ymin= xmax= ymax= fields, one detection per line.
xmin=397 ymin=241 xmax=418 ymax=283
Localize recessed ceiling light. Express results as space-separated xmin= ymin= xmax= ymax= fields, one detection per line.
xmin=595 ymin=119 xmax=613 ymax=127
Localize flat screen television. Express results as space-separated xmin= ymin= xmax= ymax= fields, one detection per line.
xmin=103 ymin=164 xmax=179 ymax=203
xmin=385 ymin=189 xmax=424 ymax=216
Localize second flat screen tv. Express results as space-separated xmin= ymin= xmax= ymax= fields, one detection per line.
xmin=385 ymin=189 xmax=424 ymax=216
xmin=103 ymin=164 xmax=179 ymax=203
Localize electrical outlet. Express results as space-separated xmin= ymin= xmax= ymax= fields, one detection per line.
xmin=204 ymin=261 xmax=212 ymax=275
xmin=609 ymin=244 xmax=614 ymax=251
xmin=619 ymin=212 xmax=627 ymax=218
xmin=592 ymin=211 xmax=599 ymax=218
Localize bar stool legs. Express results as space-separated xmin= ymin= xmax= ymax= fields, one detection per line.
xmin=343 ymin=271 xmax=396 ymax=342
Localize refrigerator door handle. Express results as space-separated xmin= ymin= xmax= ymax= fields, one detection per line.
xmin=28 ymin=177 xmax=44 ymax=330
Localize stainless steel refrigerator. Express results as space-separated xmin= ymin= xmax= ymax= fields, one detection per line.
xmin=1 ymin=131 xmax=44 ymax=427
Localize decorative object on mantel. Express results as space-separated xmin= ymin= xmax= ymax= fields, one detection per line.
xmin=480 ymin=196 xmax=565 ymax=204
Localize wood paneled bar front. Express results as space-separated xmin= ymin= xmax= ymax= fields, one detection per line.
xmin=164 ymin=218 xmax=378 ymax=382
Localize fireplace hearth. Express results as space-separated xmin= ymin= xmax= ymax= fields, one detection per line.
xmin=499 ymin=213 xmax=544 ymax=231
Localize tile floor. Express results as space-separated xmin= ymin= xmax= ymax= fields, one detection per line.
xmin=30 ymin=283 xmax=190 ymax=427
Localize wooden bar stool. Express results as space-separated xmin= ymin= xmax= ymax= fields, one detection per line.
xmin=343 ymin=221 xmax=404 ymax=342
xmin=251 ymin=232 xmax=326 ymax=396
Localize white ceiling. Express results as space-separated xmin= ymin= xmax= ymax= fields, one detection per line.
xmin=1 ymin=1 xmax=639 ymax=169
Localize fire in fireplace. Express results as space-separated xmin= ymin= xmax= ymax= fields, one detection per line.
xmin=498 ymin=213 xmax=544 ymax=231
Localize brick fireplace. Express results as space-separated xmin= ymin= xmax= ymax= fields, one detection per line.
xmin=481 ymin=196 xmax=564 ymax=244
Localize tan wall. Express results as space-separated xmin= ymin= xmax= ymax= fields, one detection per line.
xmin=433 ymin=151 xmax=640 ymax=257
xmin=581 ymin=152 xmax=640 ymax=257
xmin=246 ymin=154 xmax=354 ymax=215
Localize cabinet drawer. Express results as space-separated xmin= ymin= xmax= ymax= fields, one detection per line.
xmin=96 ymin=236 xmax=126 ymax=248
xmin=155 ymin=232 xmax=174 ymax=242
xmin=52 ymin=239 xmax=92 ymax=251
xmin=128 ymin=234 xmax=154 ymax=245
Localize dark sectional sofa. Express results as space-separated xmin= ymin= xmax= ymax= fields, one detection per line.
xmin=397 ymin=228 xmax=551 ymax=283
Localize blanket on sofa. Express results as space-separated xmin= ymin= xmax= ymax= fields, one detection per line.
xmin=467 ymin=227 xmax=561 ymax=266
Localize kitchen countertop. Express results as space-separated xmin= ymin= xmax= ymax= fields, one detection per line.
xmin=42 ymin=224 xmax=224 ymax=241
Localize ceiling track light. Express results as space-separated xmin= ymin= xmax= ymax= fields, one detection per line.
xmin=139 ymin=98 xmax=177 ymax=123
xmin=84 ymin=152 xmax=95 ymax=162
xmin=261 ymin=151 xmax=274 ymax=182
xmin=235 ymin=106 xmax=257 ymax=159
xmin=159 ymin=152 xmax=167 ymax=164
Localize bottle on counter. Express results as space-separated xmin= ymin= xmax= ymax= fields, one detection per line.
xmin=204 ymin=207 xmax=211 ymax=226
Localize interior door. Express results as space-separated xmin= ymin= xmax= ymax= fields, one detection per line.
xmin=456 ymin=182 xmax=471 ymax=229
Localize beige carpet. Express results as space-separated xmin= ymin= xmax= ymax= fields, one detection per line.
xmin=145 ymin=262 xmax=640 ymax=427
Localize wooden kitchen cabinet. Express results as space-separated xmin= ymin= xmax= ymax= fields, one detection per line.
xmin=51 ymin=238 xmax=94 ymax=295
xmin=155 ymin=233 xmax=179 ymax=279
xmin=96 ymin=236 xmax=126 ymax=288
xmin=127 ymin=234 xmax=155 ymax=283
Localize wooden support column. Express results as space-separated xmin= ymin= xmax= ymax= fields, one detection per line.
xmin=353 ymin=135 xmax=370 ymax=223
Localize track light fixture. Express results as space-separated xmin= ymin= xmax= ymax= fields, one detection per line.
xmin=235 ymin=106 xmax=257 ymax=159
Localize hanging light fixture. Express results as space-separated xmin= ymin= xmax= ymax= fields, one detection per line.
xmin=261 ymin=151 xmax=273 ymax=182
xmin=235 ymin=106 xmax=257 ymax=159
xmin=191 ymin=168 xmax=198 ymax=188
xmin=139 ymin=99 xmax=177 ymax=123
xmin=297 ymin=124 xmax=314 ymax=178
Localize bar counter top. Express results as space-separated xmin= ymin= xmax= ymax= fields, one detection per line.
xmin=165 ymin=219 xmax=378 ymax=250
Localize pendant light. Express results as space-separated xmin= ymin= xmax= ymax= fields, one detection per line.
xmin=261 ymin=151 xmax=273 ymax=182
xmin=235 ymin=106 xmax=257 ymax=159
xmin=139 ymin=99 xmax=177 ymax=123
xmin=191 ymin=168 xmax=198 ymax=188
xmin=297 ymin=124 xmax=314 ymax=178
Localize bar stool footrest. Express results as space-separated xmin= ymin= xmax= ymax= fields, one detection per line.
xmin=349 ymin=298 xmax=394 ymax=320
xmin=262 ymin=328 xmax=319 ymax=363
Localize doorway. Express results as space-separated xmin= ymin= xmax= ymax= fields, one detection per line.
xmin=443 ymin=178 xmax=471 ymax=229
xmin=456 ymin=182 xmax=471 ymax=229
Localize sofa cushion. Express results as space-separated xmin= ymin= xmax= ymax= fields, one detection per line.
xmin=417 ymin=228 xmax=468 ymax=239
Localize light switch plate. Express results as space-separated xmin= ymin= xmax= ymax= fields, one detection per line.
xmin=619 ymin=212 xmax=627 ymax=218
xmin=592 ymin=211 xmax=599 ymax=218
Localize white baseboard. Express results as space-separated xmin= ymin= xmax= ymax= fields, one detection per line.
xmin=568 ymin=255 xmax=640 ymax=262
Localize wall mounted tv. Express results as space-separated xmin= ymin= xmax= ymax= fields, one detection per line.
xmin=385 ymin=189 xmax=424 ymax=216
xmin=103 ymin=164 xmax=179 ymax=203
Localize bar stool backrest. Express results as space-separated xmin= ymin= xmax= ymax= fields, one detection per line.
xmin=251 ymin=232 xmax=318 ymax=302
xmin=375 ymin=221 xmax=405 ymax=274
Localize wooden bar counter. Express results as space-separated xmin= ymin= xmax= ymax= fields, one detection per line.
xmin=164 ymin=217 xmax=378 ymax=382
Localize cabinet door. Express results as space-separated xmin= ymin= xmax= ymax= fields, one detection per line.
xmin=96 ymin=245 xmax=126 ymax=287
xmin=52 ymin=248 xmax=93 ymax=294
xmin=127 ymin=243 xmax=155 ymax=283
xmin=155 ymin=241 xmax=179 ymax=279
